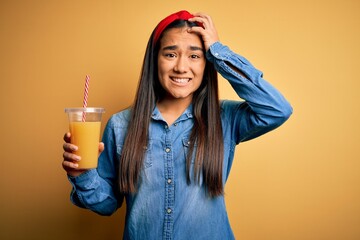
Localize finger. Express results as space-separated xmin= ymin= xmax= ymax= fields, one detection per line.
xmin=191 ymin=14 xmax=216 ymax=31
xmin=63 ymin=142 xmax=78 ymax=152
xmin=63 ymin=132 xmax=71 ymax=142
xmin=192 ymin=12 xmax=211 ymax=21
xmin=189 ymin=16 xmax=207 ymax=28
xmin=63 ymin=151 xmax=81 ymax=162
xmin=191 ymin=13 xmax=212 ymax=23
xmin=187 ymin=26 xmax=205 ymax=35
xmin=99 ymin=142 xmax=105 ymax=153
xmin=62 ymin=160 xmax=79 ymax=169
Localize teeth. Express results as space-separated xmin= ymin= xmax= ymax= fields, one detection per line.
xmin=172 ymin=78 xmax=190 ymax=83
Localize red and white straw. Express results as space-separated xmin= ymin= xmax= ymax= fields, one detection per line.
xmin=82 ymin=75 xmax=90 ymax=122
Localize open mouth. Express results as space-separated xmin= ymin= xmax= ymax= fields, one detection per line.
xmin=171 ymin=77 xmax=191 ymax=83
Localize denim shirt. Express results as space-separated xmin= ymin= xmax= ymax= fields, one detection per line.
xmin=68 ymin=42 xmax=293 ymax=240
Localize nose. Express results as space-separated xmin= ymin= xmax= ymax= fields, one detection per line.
xmin=173 ymin=56 xmax=189 ymax=73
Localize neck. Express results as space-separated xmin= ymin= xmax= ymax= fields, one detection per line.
xmin=157 ymin=97 xmax=192 ymax=125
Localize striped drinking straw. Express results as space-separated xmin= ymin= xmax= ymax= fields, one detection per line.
xmin=82 ymin=75 xmax=90 ymax=122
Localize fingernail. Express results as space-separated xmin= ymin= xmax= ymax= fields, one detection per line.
xmin=74 ymin=163 xmax=79 ymax=168
xmin=71 ymin=146 xmax=78 ymax=151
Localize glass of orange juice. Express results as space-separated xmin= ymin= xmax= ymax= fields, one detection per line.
xmin=65 ymin=107 xmax=105 ymax=169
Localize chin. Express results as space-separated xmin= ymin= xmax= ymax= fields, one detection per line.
xmin=169 ymin=93 xmax=193 ymax=100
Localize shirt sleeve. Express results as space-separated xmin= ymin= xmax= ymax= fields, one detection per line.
xmin=206 ymin=42 xmax=293 ymax=143
xmin=68 ymin=116 xmax=123 ymax=216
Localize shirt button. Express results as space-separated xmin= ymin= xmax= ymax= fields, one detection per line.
xmin=214 ymin=53 xmax=219 ymax=56
xmin=167 ymin=208 xmax=172 ymax=214
xmin=167 ymin=179 xmax=172 ymax=184
xmin=165 ymin=148 xmax=171 ymax=153
xmin=173 ymin=123 xmax=177 ymax=126
xmin=164 ymin=125 xmax=168 ymax=129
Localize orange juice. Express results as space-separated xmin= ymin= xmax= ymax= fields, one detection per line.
xmin=69 ymin=121 xmax=101 ymax=169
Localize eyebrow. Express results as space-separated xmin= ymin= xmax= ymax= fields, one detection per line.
xmin=162 ymin=45 xmax=204 ymax=51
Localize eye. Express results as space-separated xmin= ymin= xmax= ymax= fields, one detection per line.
xmin=164 ymin=53 xmax=176 ymax=58
xmin=190 ymin=54 xmax=202 ymax=59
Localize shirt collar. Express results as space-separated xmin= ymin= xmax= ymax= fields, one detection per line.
xmin=151 ymin=104 xmax=194 ymax=122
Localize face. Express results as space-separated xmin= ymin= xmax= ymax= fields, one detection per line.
xmin=157 ymin=27 xmax=206 ymax=104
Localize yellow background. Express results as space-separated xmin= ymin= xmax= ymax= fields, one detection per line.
xmin=1 ymin=0 xmax=359 ymax=239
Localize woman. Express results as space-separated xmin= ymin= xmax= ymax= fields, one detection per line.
xmin=63 ymin=10 xmax=292 ymax=240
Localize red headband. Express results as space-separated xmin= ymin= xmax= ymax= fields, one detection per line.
xmin=153 ymin=10 xmax=202 ymax=44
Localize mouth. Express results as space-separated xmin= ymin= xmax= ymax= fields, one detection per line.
xmin=170 ymin=77 xmax=191 ymax=84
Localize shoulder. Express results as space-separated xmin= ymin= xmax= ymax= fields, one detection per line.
xmin=107 ymin=108 xmax=132 ymax=129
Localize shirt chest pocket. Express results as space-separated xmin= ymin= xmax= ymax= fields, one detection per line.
xmin=116 ymin=140 xmax=153 ymax=169
xmin=182 ymin=138 xmax=197 ymax=164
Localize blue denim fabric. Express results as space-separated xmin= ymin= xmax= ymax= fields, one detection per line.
xmin=68 ymin=42 xmax=292 ymax=240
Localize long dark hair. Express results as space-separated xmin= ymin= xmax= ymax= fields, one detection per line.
xmin=119 ymin=20 xmax=224 ymax=197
